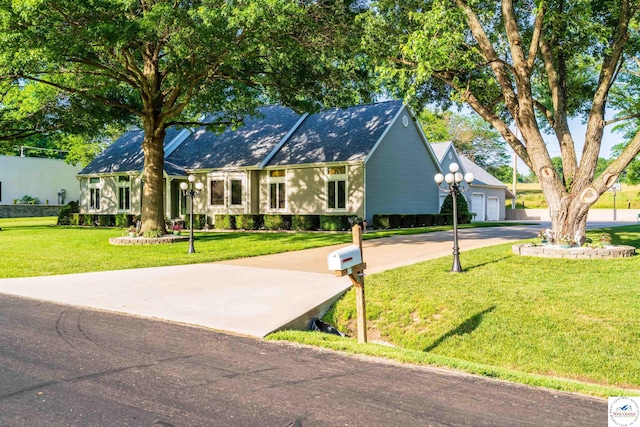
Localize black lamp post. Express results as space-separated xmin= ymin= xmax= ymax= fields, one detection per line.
xmin=434 ymin=163 xmax=474 ymax=272
xmin=180 ymin=174 xmax=204 ymax=254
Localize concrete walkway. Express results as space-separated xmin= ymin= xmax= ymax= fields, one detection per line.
xmin=0 ymin=221 xmax=630 ymax=337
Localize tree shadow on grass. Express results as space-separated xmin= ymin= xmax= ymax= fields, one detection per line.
xmin=423 ymin=306 xmax=496 ymax=353
xmin=463 ymin=256 xmax=511 ymax=271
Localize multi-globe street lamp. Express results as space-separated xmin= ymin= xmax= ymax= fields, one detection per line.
xmin=434 ymin=163 xmax=474 ymax=273
xmin=180 ymin=174 xmax=204 ymax=254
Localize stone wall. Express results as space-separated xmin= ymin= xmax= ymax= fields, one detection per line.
xmin=512 ymin=243 xmax=636 ymax=259
xmin=0 ymin=205 xmax=62 ymax=218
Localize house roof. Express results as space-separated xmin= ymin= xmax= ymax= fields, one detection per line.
xmin=430 ymin=141 xmax=508 ymax=189
xmin=80 ymin=100 xmax=409 ymax=176
xmin=265 ymin=100 xmax=404 ymax=166
xmin=167 ymin=105 xmax=304 ymax=170
xmin=459 ymin=155 xmax=507 ymax=188
xmin=79 ymin=128 xmax=185 ymax=175
xmin=429 ymin=141 xmax=456 ymax=162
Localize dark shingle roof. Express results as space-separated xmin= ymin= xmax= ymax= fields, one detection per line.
xmin=79 ymin=128 xmax=184 ymax=175
xmin=167 ymin=105 xmax=304 ymax=169
xmin=80 ymin=101 xmax=405 ymax=175
xmin=265 ymin=100 xmax=403 ymax=166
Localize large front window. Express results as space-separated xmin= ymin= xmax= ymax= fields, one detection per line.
xmin=117 ymin=176 xmax=131 ymax=211
xmin=327 ymin=166 xmax=346 ymax=210
xmin=210 ymin=180 xmax=224 ymax=205
xmin=231 ymin=179 xmax=242 ymax=205
xmin=269 ymin=170 xmax=286 ymax=210
xmin=89 ymin=177 xmax=101 ymax=211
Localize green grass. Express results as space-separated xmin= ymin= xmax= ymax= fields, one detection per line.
xmin=0 ymin=217 xmax=520 ymax=278
xmin=270 ymin=225 xmax=640 ymax=397
xmin=0 ymin=217 xmax=350 ymax=278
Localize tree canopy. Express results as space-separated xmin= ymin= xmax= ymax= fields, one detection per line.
xmin=419 ymin=109 xmax=510 ymax=170
xmin=362 ymin=0 xmax=640 ymax=236
xmin=0 ymin=0 xmax=370 ymax=231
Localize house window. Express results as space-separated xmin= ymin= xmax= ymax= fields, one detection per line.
xmin=269 ymin=170 xmax=286 ymax=210
xmin=327 ymin=166 xmax=347 ymax=210
xmin=117 ymin=176 xmax=131 ymax=211
xmin=210 ymin=180 xmax=224 ymax=205
xmin=89 ymin=177 xmax=101 ymax=211
xmin=230 ymin=179 xmax=242 ymax=205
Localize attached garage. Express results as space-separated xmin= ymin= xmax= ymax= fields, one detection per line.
xmin=471 ymin=193 xmax=485 ymax=222
xmin=486 ymin=196 xmax=499 ymax=221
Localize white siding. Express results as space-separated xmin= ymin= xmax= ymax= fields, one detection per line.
xmin=0 ymin=155 xmax=82 ymax=205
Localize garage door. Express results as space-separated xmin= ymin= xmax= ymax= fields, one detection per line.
xmin=471 ymin=193 xmax=484 ymax=222
xmin=486 ymin=197 xmax=499 ymax=221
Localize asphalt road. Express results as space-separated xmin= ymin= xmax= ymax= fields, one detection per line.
xmin=0 ymin=294 xmax=606 ymax=427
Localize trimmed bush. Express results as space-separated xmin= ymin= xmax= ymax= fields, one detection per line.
xmin=292 ymin=215 xmax=318 ymax=231
xmin=264 ymin=214 xmax=285 ymax=230
xmin=235 ymin=214 xmax=258 ymax=230
xmin=320 ymin=215 xmax=349 ymax=231
xmin=433 ymin=214 xmax=445 ymax=225
xmin=98 ymin=215 xmax=112 ymax=227
xmin=401 ymin=214 xmax=416 ymax=228
xmin=214 ymin=214 xmax=235 ymax=230
xmin=372 ymin=214 xmax=390 ymax=229
xmin=416 ymin=214 xmax=431 ymax=227
xmin=440 ymin=189 xmax=472 ymax=224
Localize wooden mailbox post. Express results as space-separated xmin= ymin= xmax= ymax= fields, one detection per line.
xmin=328 ymin=224 xmax=367 ymax=343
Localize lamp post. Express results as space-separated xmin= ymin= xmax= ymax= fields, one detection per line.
xmin=180 ymin=174 xmax=204 ymax=254
xmin=434 ymin=163 xmax=474 ymax=272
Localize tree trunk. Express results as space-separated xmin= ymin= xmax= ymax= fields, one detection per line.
xmin=140 ymin=120 xmax=166 ymax=234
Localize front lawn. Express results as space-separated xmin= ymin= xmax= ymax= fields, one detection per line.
xmin=0 ymin=217 xmax=350 ymax=278
xmin=0 ymin=217 xmax=524 ymax=278
xmin=271 ymin=225 xmax=640 ymax=397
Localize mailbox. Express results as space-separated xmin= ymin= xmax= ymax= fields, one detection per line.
xmin=327 ymin=245 xmax=363 ymax=272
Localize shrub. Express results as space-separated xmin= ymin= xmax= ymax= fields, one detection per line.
xmin=214 ymin=215 xmax=235 ymax=230
xmin=401 ymin=215 xmax=416 ymax=228
xmin=83 ymin=214 xmax=95 ymax=226
xmin=292 ymin=215 xmax=318 ymax=231
xmin=373 ymin=215 xmax=390 ymax=229
xmin=235 ymin=214 xmax=257 ymax=230
xmin=115 ymin=213 xmax=129 ymax=228
xmin=416 ymin=214 xmax=431 ymax=226
xmin=186 ymin=214 xmax=208 ymax=229
xmin=57 ymin=201 xmax=80 ymax=225
xmin=264 ymin=215 xmax=285 ymax=230
xmin=98 ymin=215 xmax=112 ymax=227
xmin=320 ymin=215 xmax=348 ymax=231
xmin=440 ymin=189 xmax=471 ymax=224
xmin=17 ymin=195 xmax=40 ymax=205
xmin=433 ymin=214 xmax=445 ymax=225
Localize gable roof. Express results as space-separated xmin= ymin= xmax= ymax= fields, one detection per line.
xmin=430 ymin=141 xmax=454 ymax=162
xmin=264 ymin=100 xmax=404 ymax=166
xmin=79 ymin=128 xmax=185 ymax=175
xmin=167 ymin=105 xmax=304 ymax=170
xmin=458 ymin=155 xmax=507 ymax=188
xmin=80 ymin=100 xmax=409 ymax=176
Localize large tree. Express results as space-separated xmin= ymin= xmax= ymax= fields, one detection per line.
xmin=363 ymin=0 xmax=640 ymax=238
xmin=420 ymin=109 xmax=509 ymax=169
xmin=0 ymin=0 xmax=367 ymax=232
